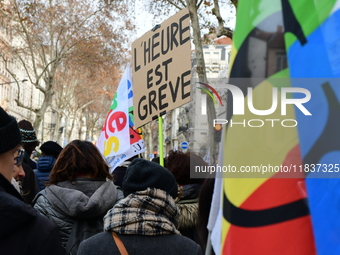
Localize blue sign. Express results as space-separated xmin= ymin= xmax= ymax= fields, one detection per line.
xmin=181 ymin=141 xmax=189 ymax=149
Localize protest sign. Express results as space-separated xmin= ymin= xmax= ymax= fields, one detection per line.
xmin=132 ymin=8 xmax=192 ymax=128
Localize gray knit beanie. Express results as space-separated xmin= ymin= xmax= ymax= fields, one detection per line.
xmin=0 ymin=107 xmax=22 ymax=154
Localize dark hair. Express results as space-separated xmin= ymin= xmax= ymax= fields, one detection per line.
xmin=165 ymin=150 xmax=206 ymax=185
xmin=48 ymin=140 xmax=112 ymax=185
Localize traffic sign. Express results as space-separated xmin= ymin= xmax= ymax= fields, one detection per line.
xmin=181 ymin=141 xmax=189 ymax=149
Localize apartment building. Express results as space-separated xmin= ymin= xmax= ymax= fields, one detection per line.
xmin=158 ymin=35 xmax=232 ymax=159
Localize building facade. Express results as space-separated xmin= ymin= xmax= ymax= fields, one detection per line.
xmin=154 ymin=35 xmax=232 ymax=160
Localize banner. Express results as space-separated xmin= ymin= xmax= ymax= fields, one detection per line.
xmin=97 ymin=65 xmax=145 ymax=171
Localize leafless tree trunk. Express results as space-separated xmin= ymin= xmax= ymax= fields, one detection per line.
xmin=142 ymin=123 xmax=153 ymax=160
xmin=186 ymin=0 xmax=217 ymax=164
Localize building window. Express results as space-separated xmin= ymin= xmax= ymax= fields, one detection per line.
xmin=275 ymin=51 xmax=287 ymax=72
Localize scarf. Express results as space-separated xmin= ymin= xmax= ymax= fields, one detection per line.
xmin=104 ymin=188 xmax=180 ymax=235
xmin=11 ymin=178 xmax=22 ymax=194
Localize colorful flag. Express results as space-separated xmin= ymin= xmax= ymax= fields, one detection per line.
xmin=210 ymin=0 xmax=316 ymax=254
xmin=97 ymin=65 xmax=145 ymax=172
xmin=282 ymin=0 xmax=340 ymax=254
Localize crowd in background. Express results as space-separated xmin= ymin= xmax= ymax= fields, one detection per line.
xmin=0 ymin=106 xmax=215 ymax=255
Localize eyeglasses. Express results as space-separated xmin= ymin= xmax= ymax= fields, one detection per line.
xmin=14 ymin=149 xmax=25 ymax=166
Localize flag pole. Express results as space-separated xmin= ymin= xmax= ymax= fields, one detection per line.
xmin=158 ymin=116 xmax=164 ymax=166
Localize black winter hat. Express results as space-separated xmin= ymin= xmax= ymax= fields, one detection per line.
xmin=123 ymin=158 xmax=178 ymax=199
xmin=40 ymin=141 xmax=63 ymax=157
xmin=0 ymin=107 xmax=22 ymax=154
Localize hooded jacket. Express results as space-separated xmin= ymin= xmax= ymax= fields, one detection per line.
xmin=34 ymin=155 xmax=56 ymax=191
xmin=0 ymin=173 xmax=64 ymax=255
xmin=33 ymin=178 xmax=123 ymax=247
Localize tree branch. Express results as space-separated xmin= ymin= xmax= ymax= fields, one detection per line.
xmin=14 ymin=1 xmax=39 ymax=79
xmin=218 ymin=27 xmax=233 ymax=38
xmin=197 ymin=0 xmax=204 ymax=9
xmin=167 ymin=0 xmax=185 ymax=10
xmin=14 ymin=98 xmax=39 ymax=113
xmin=212 ymin=0 xmax=233 ymax=39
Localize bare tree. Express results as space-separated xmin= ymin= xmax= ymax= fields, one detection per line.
xmin=53 ymin=55 xmax=119 ymax=144
xmin=0 ymin=0 xmax=133 ymax=130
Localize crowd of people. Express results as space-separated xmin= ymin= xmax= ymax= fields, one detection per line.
xmin=0 ymin=106 xmax=214 ymax=255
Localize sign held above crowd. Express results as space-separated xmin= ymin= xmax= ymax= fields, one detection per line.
xmin=132 ymin=8 xmax=192 ymax=128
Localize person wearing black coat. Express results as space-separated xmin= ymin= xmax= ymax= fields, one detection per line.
xmin=18 ymin=119 xmax=40 ymax=204
xmin=0 ymin=107 xmax=64 ymax=255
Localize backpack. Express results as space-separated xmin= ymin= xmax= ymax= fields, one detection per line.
xmin=65 ymin=216 xmax=104 ymax=255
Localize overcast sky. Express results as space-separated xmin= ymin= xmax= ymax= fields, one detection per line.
xmin=133 ymin=1 xmax=236 ymax=39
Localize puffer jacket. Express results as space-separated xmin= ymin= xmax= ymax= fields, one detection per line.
xmin=33 ymin=178 xmax=123 ymax=248
xmin=34 ymin=155 xmax=56 ymax=191
xmin=176 ymin=183 xmax=202 ymax=245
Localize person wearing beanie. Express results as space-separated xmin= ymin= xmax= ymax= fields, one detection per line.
xmin=17 ymin=119 xmax=40 ymax=204
xmin=34 ymin=141 xmax=63 ymax=191
xmin=0 ymin=107 xmax=64 ymax=255
xmin=122 ymin=158 xmax=178 ymax=199
xmin=18 ymin=119 xmax=39 ymax=169
xmin=77 ymin=158 xmax=203 ymax=255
